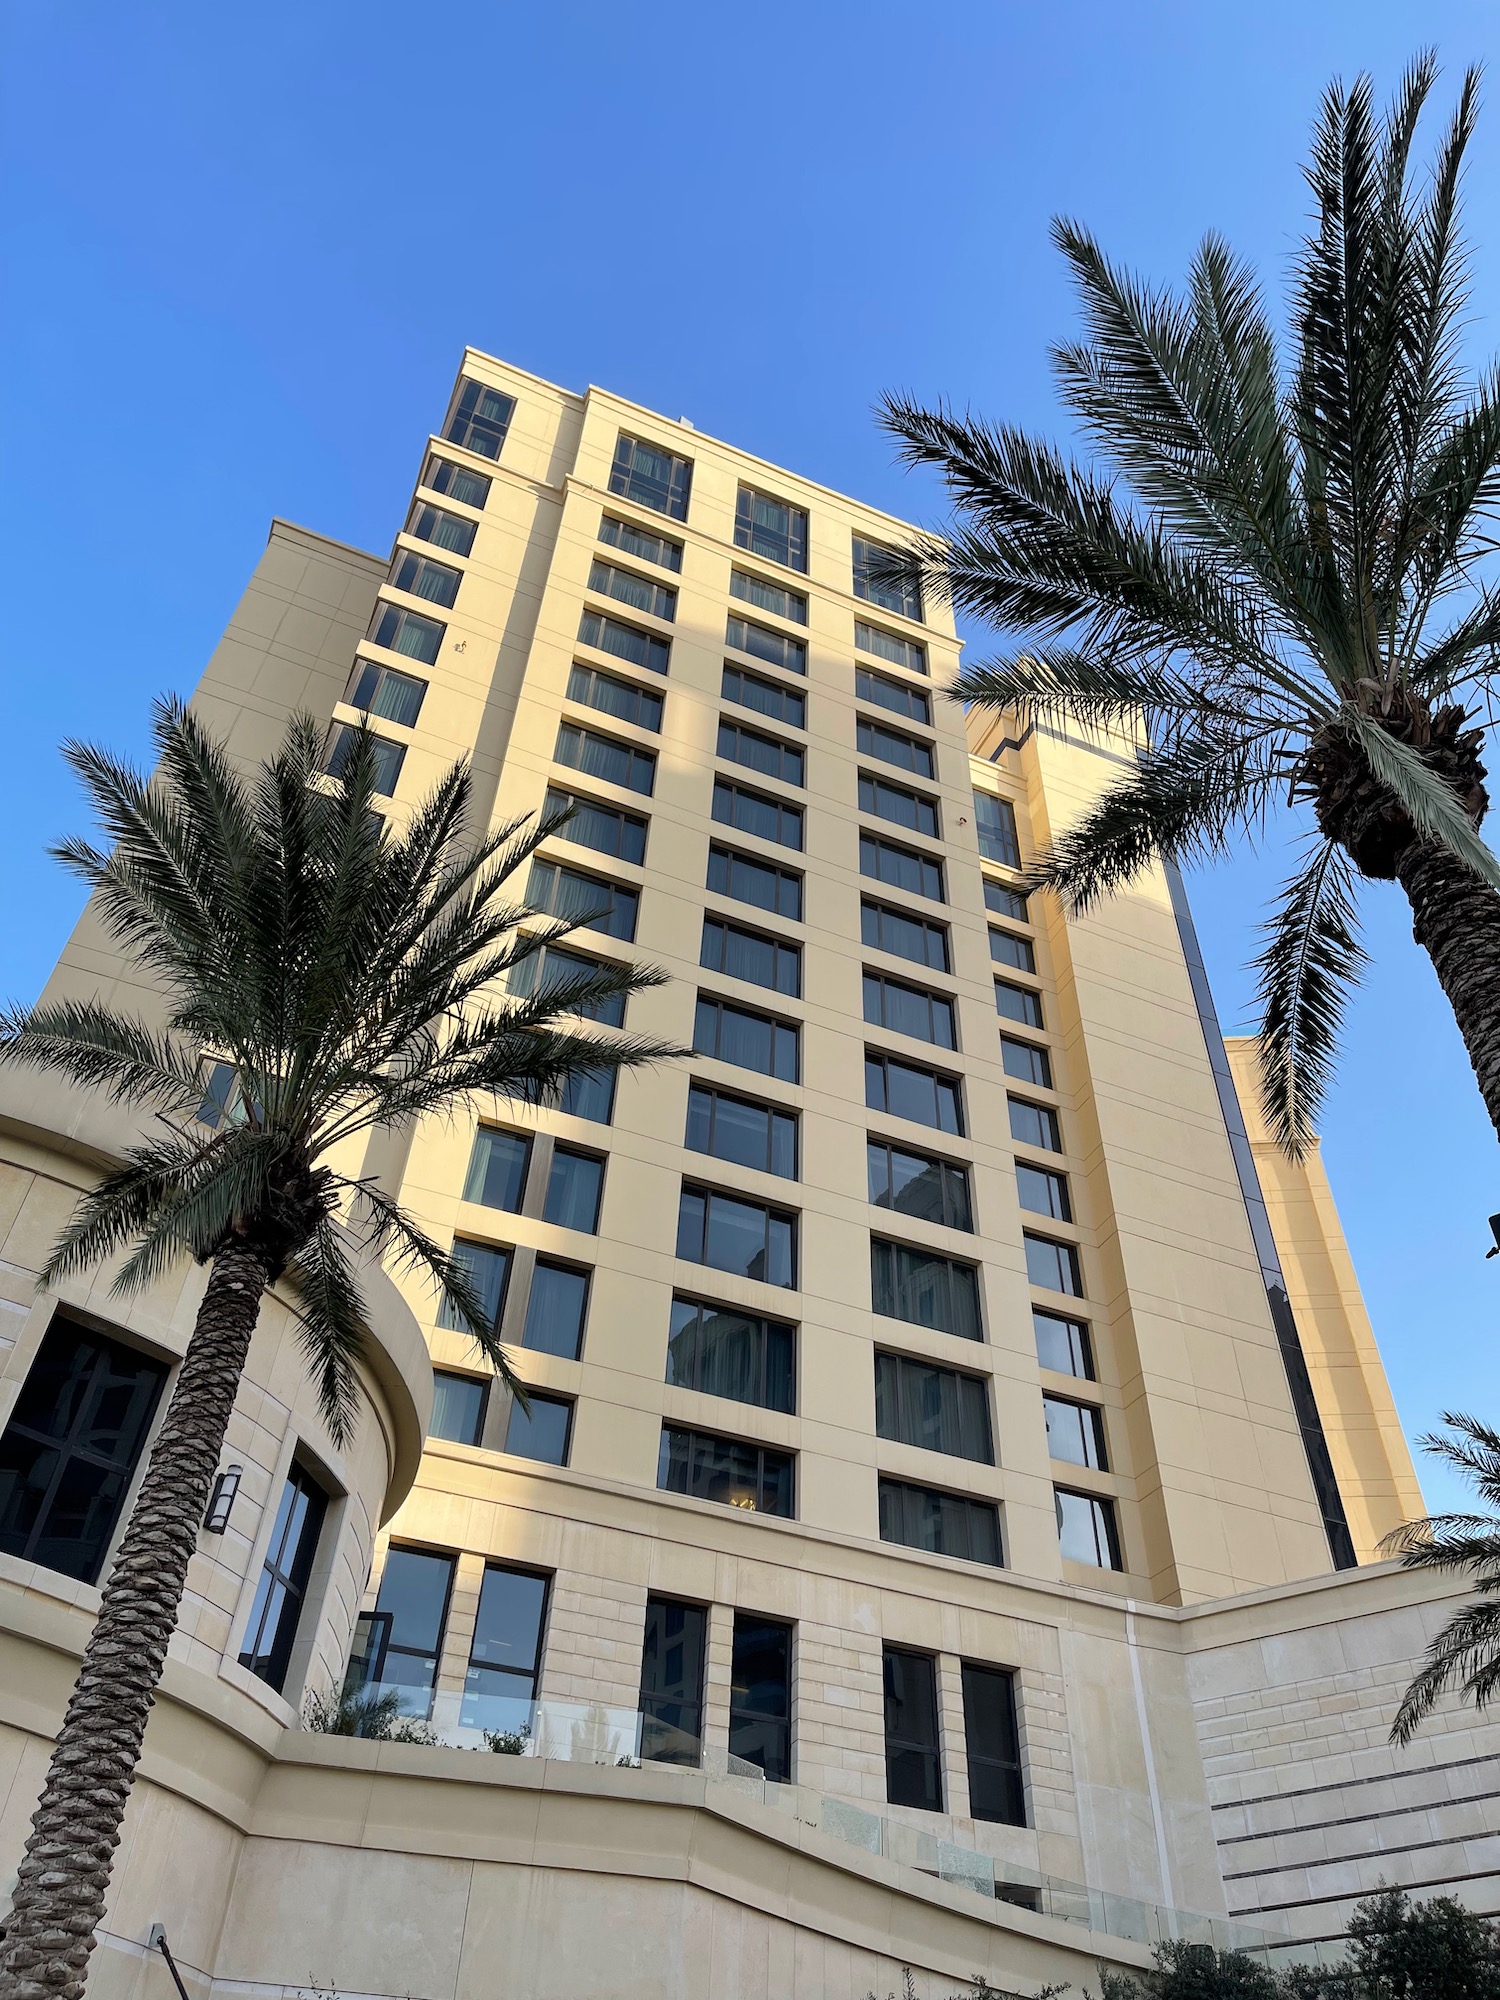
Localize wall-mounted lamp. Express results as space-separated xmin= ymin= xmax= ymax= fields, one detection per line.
xmin=203 ymin=1464 xmax=243 ymax=1534
xmin=1487 ymin=1214 xmax=1500 ymax=1260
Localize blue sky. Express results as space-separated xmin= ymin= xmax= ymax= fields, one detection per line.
xmin=2 ymin=0 xmax=1497 ymax=1510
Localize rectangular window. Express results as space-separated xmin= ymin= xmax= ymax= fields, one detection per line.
xmin=865 ymin=1051 xmax=963 ymax=1134
xmin=860 ymin=834 xmax=944 ymax=901
xmin=729 ymin=568 xmax=808 ymax=627
xmin=856 ymin=666 xmax=931 ymax=725
xmin=371 ymin=602 xmax=444 ymax=666
xmin=861 ymin=900 xmax=949 ymax=972
xmin=1001 ymin=1036 xmax=1052 ymax=1088
xmin=505 ymin=1392 xmax=573 ymax=1466
xmin=867 ymin=1141 xmax=972 ymax=1232
xmin=445 ymin=378 xmax=515 ymax=459
xmin=407 ymin=501 xmax=477 ymax=557
xmin=1034 ymin=1308 xmax=1094 ymax=1379
xmin=522 ymin=1260 xmax=590 ymax=1358
xmin=462 ymin=1127 xmax=531 ymax=1213
xmin=544 ymin=785 xmax=647 ymax=867
xmin=639 ymin=1596 xmax=706 ymax=1765
xmin=666 ymin=1296 xmax=795 ymax=1413
xmin=527 ymin=858 xmax=639 ymax=941
xmin=1024 ymin=1234 xmax=1084 ymax=1298
xmin=717 ymin=719 xmax=805 ymax=788
xmin=984 ymin=878 xmax=1030 ymax=923
xmin=610 ymin=433 xmax=692 ymax=520
xmin=658 ymin=1426 xmax=794 ymax=1517
xmin=559 ymin=1062 xmax=613 ymax=1124
xmin=1056 ymin=1487 xmax=1122 ymax=1569
xmin=995 ymin=981 xmax=1044 ymax=1029
xmin=735 ymin=485 xmax=808 ymax=571
xmin=875 ymin=1351 xmax=992 ymax=1461
xmin=1017 ymin=1163 xmax=1071 ymax=1222
xmin=554 ymin=721 xmax=656 ymax=796
xmin=577 ymin=609 xmax=670 ymax=676
xmin=974 ymin=791 xmax=1021 ymax=867
xmin=712 ymin=778 xmax=803 ymax=851
xmin=567 ymin=661 xmax=664 ymax=732
xmin=424 ymin=456 xmax=491 ymax=508
xmin=599 ymin=513 xmax=682 ymax=572
xmin=687 ymin=1082 xmax=797 ymax=1179
xmin=323 ymin=724 xmax=405 ymax=796
xmin=345 ymin=659 xmax=426 ymax=728
xmin=856 ymin=717 xmax=935 ymax=779
xmin=858 ymin=772 xmax=939 ymax=839
xmin=707 ymin=843 xmax=802 ymax=922
xmin=990 ymin=929 xmax=1037 ymax=974
xmin=856 ymin=620 xmax=927 ymax=675
xmin=430 ymin=1371 xmax=488 ymax=1446
xmin=722 ymin=664 xmax=806 ymax=730
xmin=726 ymin=614 xmax=806 ymax=674
xmin=238 ymin=1464 xmax=327 ymax=1695
xmin=871 ymin=1239 xmax=981 ymax=1340
xmin=693 ymin=994 xmax=799 ymax=1083
xmin=588 ymin=556 xmax=677 ymax=622
xmin=364 ymin=1546 xmax=456 ymax=1718
xmin=676 ymin=1184 xmax=796 ymax=1287
xmin=701 ymin=916 xmax=801 ymax=997
xmin=730 ymin=1615 xmax=793 ymax=1782
xmin=862 ymin=972 xmax=956 ymax=1050
xmin=883 ymin=1645 xmax=941 ymax=1810
xmin=1008 ymin=1098 xmax=1061 ymax=1153
xmin=1044 ymin=1395 xmax=1108 ymax=1470
xmin=460 ymin=1562 xmax=548 ymax=1735
xmin=392 ymin=548 xmax=461 ymax=608
xmin=879 ymin=1479 xmax=1003 ymax=1567
xmin=544 ymin=1147 xmax=605 ymax=1232
xmin=962 ymin=1663 xmax=1026 ymax=1827
xmin=854 ymin=536 xmax=922 ymax=621
xmin=439 ymin=1239 xmax=512 ymax=1332
xmin=510 ymin=942 xmax=626 ymax=1028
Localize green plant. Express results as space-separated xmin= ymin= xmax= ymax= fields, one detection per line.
xmin=483 ymin=1724 xmax=532 ymax=1754
xmin=301 ymin=1686 xmax=437 ymax=1745
xmin=1094 ymin=1939 xmax=1284 ymax=1998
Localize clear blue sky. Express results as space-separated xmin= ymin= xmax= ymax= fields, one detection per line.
xmin=3 ymin=1 xmax=1497 ymax=1511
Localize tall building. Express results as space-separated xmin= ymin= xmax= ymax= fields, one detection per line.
xmin=0 ymin=354 xmax=1493 ymax=1999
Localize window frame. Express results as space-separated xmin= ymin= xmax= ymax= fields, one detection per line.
xmin=503 ymin=1390 xmax=574 ymax=1465
xmin=858 ymin=770 xmax=940 ymax=839
xmin=962 ymin=1661 xmax=1026 ymax=1827
xmin=860 ymin=898 xmax=950 ymax=972
xmin=870 ymin=1236 xmax=984 ymax=1341
xmin=874 ymin=1349 xmax=993 ymax=1462
xmin=1055 ymin=1486 xmax=1123 ymax=1570
xmin=686 ymin=1079 xmax=799 ymax=1179
xmin=237 ymin=1460 xmax=329 ymax=1695
xmin=864 ymin=1048 xmax=965 ymax=1135
xmin=726 ymin=613 xmax=807 ymax=675
xmin=657 ymin=1424 xmax=795 ymax=1518
xmin=721 ymin=662 xmax=807 ymax=731
xmin=692 ymin=992 xmax=800 ymax=1084
xmin=422 ymin=456 xmax=492 ymax=509
xmin=675 ymin=1182 xmax=798 ymax=1288
xmin=566 ymin=661 xmax=665 ymax=733
xmin=587 ymin=555 xmax=677 ymax=622
xmin=554 ymin=719 xmax=657 ymax=797
xmin=867 ymin=1138 xmax=973 ymax=1233
xmin=609 ymin=433 xmax=693 ymax=520
xmin=1024 ymin=1233 xmax=1085 ymax=1298
xmin=729 ymin=567 xmax=809 ymax=626
xmin=859 ymin=832 xmax=945 ymax=903
xmin=734 ymin=485 xmax=809 ymax=573
xmin=853 ymin=536 xmax=923 ymax=621
xmin=665 ymin=1293 xmax=797 ymax=1414
xmin=599 ymin=513 xmax=683 ymax=572
xmin=716 ymin=717 xmax=806 ymax=788
xmin=855 ymin=619 xmax=927 ymax=675
xmin=707 ymin=842 xmax=803 ymax=923
xmin=712 ymin=777 xmax=804 ymax=852
xmin=444 ymin=378 xmax=516 ymax=460
xmin=856 ymin=716 xmax=936 ymax=780
xmin=729 ymin=1612 xmax=794 ymax=1783
xmin=855 ymin=665 xmax=932 ymax=725
xmin=391 ymin=547 xmax=462 ymax=609
xmin=700 ymin=914 xmax=802 ymax=997
xmin=862 ymin=971 xmax=957 ymax=1050
xmin=577 ymin=608 xmax=671 ymax=676
xmin=429 ymin=1369 xmax=490 ymax=1446
xmin=878 ymin=1478 xmax=1004 ymax=1568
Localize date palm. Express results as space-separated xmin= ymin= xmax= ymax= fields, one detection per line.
xmin=879 ymin=55 xmax=1500 ymax=1155
xmin=0 ymin=699 xmax=678 ymax=2000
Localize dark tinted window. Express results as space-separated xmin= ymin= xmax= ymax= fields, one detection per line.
xmin=430 ymin=1371 xmax=488 ymax=1445
xmin=990 ymin=929 xmax=1037 ymax=974
xmin=717 ymin=720 xmax=804 ymax=787
xmin=509 ymin=941 xmax=627 ymax=1027
xmin=439 ymin=1240 xmax=511 ymax=1332
xmin=462 ymin=1127 xmax=531 ymax=1212
xmin=1017 ymin=1163 xmax=1071 ymax=1222
xmin=588 ymin=557 xmax=676 ymax=621
xmin=856 ymin=666 xmax=930 ymax=724
xmin=658 ymin=1426 xmax=794 ymax=1517
xmin=875 ymin=1352 xmax=992 ymax=1461
xmin=365 ymin=1546 xmax=455 ymax=1716
xmin=639 ymin=1596 xmax=706 ymax=1765
xmin=726 ymin=614 xmax=806 ymax=674
xmin=555 ymin=722 xmax=656 ymax=797
xmin=855 ymin=620 xmax=926 ymax=674
xmin=505 ymin=1393 xmax=573 ymax=1466
xmin=701 ymin=916 xmax=801 ymax=997
xmin=372 ymin=601 xmax=444 ymax=665
xmin=722 ymin=664 xmax=806 ymax=730
xmin=861 ymin=900 xmax=949 ymax=972
xmin=599 ymin=514 xmax=683 ymax=571
xmin=712 ymin=779 xmax=803 ymax=851
xmin=445 ymin=378 xmax=515 ymax=459
xmin=730 ymin=569 xmax=807 ymax=625
xmin=522 ymin=1260 xmax=590 ymax=1358
xmin=424 ymin=456 xmax=491 ymax=508
xmin=559 ymin=1061 xmax=615 ymax=1129
xmin=1056 ymin=1487 xmax=1122 ymax=1569
xmin=735 ymin=486 xmax=808 ymax=570
xmin=996 ymin=981 xmax=1044 ymax=1029
xmin=693 ymin=995 xmax=799 ymax=1082
xmin=408 ymin=501 xmax=476 ymax=557
xmin=527 ymin=859 xmax=639 ymax=941
xmin=854 ymin=536 xmax=923 ymax=621
xmin=666 ymin=1297 xmax=795 ymax=1413
xmin=857 ymin=717 xmax=934 ymax=779
xmin=392 ymin=548 xmax=461 ymax=608
xmin=687 ymin=1083 xmax=798 ymax=1178
xmin=1033 ymin=1308 xmax=1094 ymax=1379
xmin=974 ymin=791 xmax=1021 ymax=867
xmin=858 ymin=772 xmax=938 ymax=838
xmin=544 ymin=1148 xmax=605 ymax=1232
xmin=345 ymin=660 xmax=426 ymax=728
xmin=1024 ymin=1234 xmax=1084 ymax=1297
xmin=610 ymin=434 xmax=693 ymax=519
xmin=676 ymin=1185 xmax=796 ymax=1287
xmin=879 ymin=1478 xmax=1003 ymax=1566
xmin=566 ymin=662 xmax=664 ymax=732
xmin=731 ymin=1615 xmax=793 ymax=1782
xmin=707 ymin=843 xmax=802 ymax=921
xmin=865 ymin=1051 xmax=963 ymax=1134
xmin=578 ymin=609 xmax=670 ymax=675
xmin=323 ymin=724 xmax=405 ymax=796
xmin=867 ymin=1141 xmax=971 ymax=1231
xmin=963 ymin=1662 xmax=1025 ymax=1826
xmin=860 ymin=835 xmax=943 ymax=902
xmin=238 ymin=1464 xmax=327 ymax=1694
xmin=1044 ymin=1394 xmax=1108 ymax=1470
xmin=883 ymin=1646 xmax=941 ymax=1810
xmin=461 ymin=1562 xmax=547 ymax=1734
xmin=1001 ymin=1037 xmax=1052 ymax=1088
xmin=862 ymin=972 xmax=956 ymax=1049
xmin=871 ymin=1239 xmax=982 ymax=1340
xmin=1009 ymin=1098 xmax=1062 ymax=1152
xmin=984 ymin=878 xmax=1030 ymax=922
xmin=544 ymin=785 xmax=647 ymax=866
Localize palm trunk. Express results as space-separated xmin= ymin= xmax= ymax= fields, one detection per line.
xmin=1396 ymin=835 xmax=1500 ymax=1140
xmin=0 ymin=1243 xmax=270 ymax=2000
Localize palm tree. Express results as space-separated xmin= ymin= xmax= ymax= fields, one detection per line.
xmin=0 ymin=700 xmax=680 ymax=2000
xmin=877 ymin=55 xmax=1500 ymax=1156
xmin=1386 ymin=1415 xmax=1500 ymax=1745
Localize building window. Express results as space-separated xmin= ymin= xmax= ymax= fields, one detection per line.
xmin=510 ymin=941 xmax=627 ymax=1027
xmin=544 ymin=786 xmax=647 ymax=867
xmin=1001 ymin=1036 xmax=1052 ymax=1088
xmin=566 ymin=662 xmax=664 ymax=732
xmin=371 ymin=602 xmax=445 ymax=665
xmin=423 ymin=457 xmax=491 ymax=508
xmin=555 ymin=721 xmax=656 ymax=797
xmin=984 ymin=878 xmax=1030 ymax=923
xmin=735 ymin=485 xmax=808 ymax=571
xmin=438 ymin=1240 xmax=512 ymax=1332
xmin=856 ymin=620 xmax=927 ymax=675
xmin=687 ymin=1082 xmax=798 ymax=1179
xmin=407 ymin=501 xmax=477 ymax=557
xmin=990 ymin=929 xmax=1037 ymax=975
xmin=1044 ymin=1394 xmax=1108 ymax=1470
xmin=856 ymin=717 xmax=935 ymax=779
xmin=701 ymin=916 xmax=801 ymax=997
xmin=875 ymin=1352 xmax=992 ymax=1461
xmin=722 ymin=664 xmax=806 ymax=730
xmin=862 ymin=972 xmax=956 ymax=1050
xmin=854 ymin=536 xmax=923 ymax=621
xmin=577 ymin=609 xmax=671 ymax=675
xmin=730 ymin=1615 xmax=793 ymax=1782
xmin=345 ymin=660 xmax=426 ymax=728
xmin=865 ymin=1051 xmax=963 ymax=1134
xmin=858 ymin=772 xmax=939 ymax=838
xmin=445 ymin=378 xmax=515 ymax=459
xmin=610 ymin=433 xmax=693 ymax=519
xmin=462 ymin=1127 xmax=531 ymax=1213
xmin=430 ymin=1370 xmax=488 ymax=1445
xmin=676 ymin=1184 xmax=796 ymax=1287
xmin=1009 ymin=1098 xmax=1061 ymax=1152
xmin=521 ymin=1260 xmax=590 ymax=1358
xmin=323 ymin=725 xmax=405 ymax=796
xmin=665 ymin=1297 xmax=795 ymax=1413
xmin=693 ymin=995 xmax=799 ymax=1083
xmin=392 ymin=548 xmax=462 ymax=609
xmin=599 ymin=514 xmax=682 ymax=572
xmin=588 ymin=556 xmax=677 ymax=622
xmin=712 ymin=778 xmax=803 ymax=851
xmin=1024 ymin=1234 xmax=1084 ymax=1298
xmin=883 ymin=1646 xmax=942 ymax=1810
xmin=879 ymin=1478 xmax=1003 ymax=1567
xmin=974 ymin=791 xmax=1021 ymax=867
xmin=860 ymin=835 xmax=944 ymax=902
xmin=1056 ymin=1487 xmax=1122 ymax=1569
xmin=856 ymin=667 xmax=931 ymax=725
xmin=995 ymin=981 xmax=1044 ymax=1030
xmin=871 ymin=1239 xmax=982 ymax=1340
xmin=727 ymin=614 xmax=807 ymax=674
xmin=1017 ymin=1163 xmax=1071 ymax=1222
xmin=730 ymin=568 xmax=808 ymax=626
xmin=962 ymin=1663 xmax=1025 ymax=1826
xmin=527 ymin=859 xmax=639 ymax=941
xmin=717 ymin=719 xmax=805 ymax=788
xmin=1034 ymin=1308 xmax=1094 ymax=1379
xmin=505 ymin=1393 xmax=573 ymax=1466
xmin=544 ymin=1147 xmax=605 ymax=1232
xmin=861 ymin=899 xmax=949 ymax=972
xmin=560 ymin=1065 xmax=616 ymax=1124
xmin=867 ymin=1141 xmax=972 ymax=1231
xmin=707 ymin=844 xmax=803 ymax=922
xmin=238 ymin=1463 xmax=328 ymax=1694
xmin=460 ymin=1563 xmax=548 ymax=1734
xmin=362 ymin=1546 xmax=456 ymax=1718
xmin=0 ymin=1318 xmax=167 ymax=1585
xmin=658 ymin=1426 xmax=794 ymax=1517
xmin=639 ymin=1596 xmax=706 ymax=1765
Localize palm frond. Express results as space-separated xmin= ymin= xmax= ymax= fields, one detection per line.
xmin=1390 ymin=1594 xmax=1500 ymax=1745
xmin=1253 ymin=842 xmax=1367 ymax=1158
xmin=1343 ymin=709 xmax=1500 ymax=891
xmin=283 ymin=1217 xmax=368 ymax=1446
xmin=0 ymin=1001 xmax=206 ymax=1117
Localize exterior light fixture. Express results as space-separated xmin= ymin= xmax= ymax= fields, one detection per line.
xmin=1487 ymin=1214 xmax=1500 ymax=1259
xmin=203 ymin=1464 xmax=243 ymax=1534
